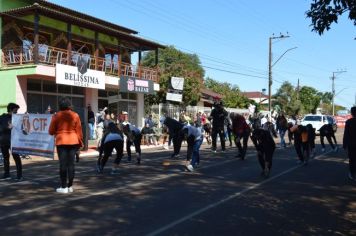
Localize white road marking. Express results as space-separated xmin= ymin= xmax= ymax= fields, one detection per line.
xmin=146 ymin=150 xmax=333 ymax=236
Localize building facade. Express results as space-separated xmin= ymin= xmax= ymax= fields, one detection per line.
xmin=0 ymin=0 xmax=164 ymax=127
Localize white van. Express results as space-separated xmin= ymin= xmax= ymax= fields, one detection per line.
xmin=301 ymin=114 xmax=337 ymax=135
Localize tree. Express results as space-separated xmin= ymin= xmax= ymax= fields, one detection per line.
xmin=273 ymin=81 xmax=301 ymax=115
xmin=141 ymin=46 xmax=204 ymax=106
xmin=204 ymin=78 xmax=253 ymax=108
xmin=306 ymin=0 xmax=356 ymax=35
xmin=299 ymin=86 xmax=322 ymax=114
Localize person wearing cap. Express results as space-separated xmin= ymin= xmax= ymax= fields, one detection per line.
xmin=49 ymin=97 xmax=83 ymax=193
xmin=0 ymin=103 xmax=22 ymax=181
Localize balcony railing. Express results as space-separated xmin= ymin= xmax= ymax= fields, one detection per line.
xmin=1 ymin=46 xmax=158 ymax=82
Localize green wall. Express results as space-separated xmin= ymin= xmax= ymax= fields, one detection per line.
xmin=0 ymin=66 xmax=36 ymax=114
xmin=0 ymin=0 xmax=28 ymax=11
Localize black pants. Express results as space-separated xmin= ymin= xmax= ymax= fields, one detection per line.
xmin=127 ymin=134 xmax=142 ymax=160
xmin=294 ymin=141 xmax=304 ymax=161
xmin=1 ymin=145 xmax=22 ymax=178
xmin=235 ymin=131 xmax=249 ymax=158
xmin=57 ymin=145 xmax=77 ymax=188
xmin=171 ymin=133 xmax=182 ymax=156
xmin=348 ymin=148 xmax=356 ymax=177
xmin=211 ymin=128 xmax=225 ymax=151
xmin=257 ymin=149 xmax=274 ymax=171
xmin=320 ymin=134 xmax=337 ymax=149
xmin=98 ymin=140 xmax=123 ymax=169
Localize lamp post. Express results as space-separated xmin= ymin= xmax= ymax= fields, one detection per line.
xmin=268 ymin=33 xmax=297 ymax=111
xmin=331 ymin=70 xmax=347 ymax=116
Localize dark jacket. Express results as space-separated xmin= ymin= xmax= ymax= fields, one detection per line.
xmin=209 ymin=107 xmax=228 ymax=130
xmin=343 ymin=117 xmax=356 ymax=150
xmin=251 ymin=128 xmax=276 ymax=153
xmin=163 ymin=117 xmax=184 ymax=136
xmin=0 ymin=113 xmax=12 ymax=146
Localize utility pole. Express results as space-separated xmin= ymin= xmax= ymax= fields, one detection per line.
xmin=331 ymin=69 xmax=347 ymax=116
xmin=268 ymin=33 xmax=294 ymax=112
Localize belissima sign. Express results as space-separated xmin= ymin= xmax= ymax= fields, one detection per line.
xmin=119 ymin=76 xmax=154 ymax=94
xmin=55 ymin=63 xmax=105 ymax=89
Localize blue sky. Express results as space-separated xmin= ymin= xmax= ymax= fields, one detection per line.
xmin=51 ymin=0 xmax=356 ymax=109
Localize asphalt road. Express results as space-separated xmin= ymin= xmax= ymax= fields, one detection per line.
xmin=0 ymin=128 xmax=355 ymax=236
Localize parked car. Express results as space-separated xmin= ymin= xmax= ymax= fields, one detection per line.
xmin=301 ymin=114 xmax=337 ymax=135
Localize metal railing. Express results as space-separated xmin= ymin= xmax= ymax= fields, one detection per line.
xmin=1 ymin=45 xmax=158 ymax=81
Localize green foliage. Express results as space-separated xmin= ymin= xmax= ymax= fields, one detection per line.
xmin=204 ymin=78 xmax=253 ymax=108
xmin=299 ymin=86 xmax=322 ymax=114
xmin=306 ymin=0 xmax=356 ymax=35
xmin=273 ymin=81 xmax=301 ymax=115
xmin=141 ymin=46 xmax=204 ymax=106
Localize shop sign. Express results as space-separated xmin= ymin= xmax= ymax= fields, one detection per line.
xmin=119 ymin=76 xmax=154 ymax=94
xmin=11 ymin=114 xmax=55 ymax=158
xmin=56 ymin=63 xmax=105 ymax=89
xmin=166 ymin=76 xmax=184 ymax=102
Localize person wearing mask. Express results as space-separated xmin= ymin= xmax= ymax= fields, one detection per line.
xmin=0 ymin=103 xmax=22 ymax=181
xmin=97 ymin=122 xmax=124 ymax=174
xmin=230 ymin=112 xmax=251 ymax=160
xmin=122 ymin=123 xmax=142 ymax=164
xmin=49 ymin=97 xmax=83 ymax=193
xmin=343 ymin=106 xmax=356 ymax=180
xmin=209 ymin=101 xmax=228 ymax=152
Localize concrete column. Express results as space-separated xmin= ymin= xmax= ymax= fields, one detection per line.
xmin=136 ymin=93 xmax=144 ymax=128
xmin=85 ymin=88 xmax=98 ymax=113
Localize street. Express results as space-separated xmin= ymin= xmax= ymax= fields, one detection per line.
xmin=0 ymin=129 xmax=355 ymax=236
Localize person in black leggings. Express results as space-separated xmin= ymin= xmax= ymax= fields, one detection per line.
xmin=97 ymin=122 xmax=124 ymax=174
xmin=122 ymin=123 xmax=142 ymax=164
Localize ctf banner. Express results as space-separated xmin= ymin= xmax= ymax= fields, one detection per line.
xmin=11 ymin=114 xmax=55 ymax=158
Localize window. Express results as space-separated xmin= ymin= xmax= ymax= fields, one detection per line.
xmin=303 ymin=116 xmax=321 ymax=122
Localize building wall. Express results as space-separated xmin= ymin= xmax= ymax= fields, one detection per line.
xmin=0 ymin=66 xmax=36 ymax=113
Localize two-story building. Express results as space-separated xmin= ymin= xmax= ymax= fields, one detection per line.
xmin=0 ymin=0 xmax=164 ymax=127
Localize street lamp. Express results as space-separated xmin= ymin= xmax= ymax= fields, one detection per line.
xmin=268 ymin=33 xmax=297 ymax=111
xmin=260 ymin=88 xmax=266 ymax=104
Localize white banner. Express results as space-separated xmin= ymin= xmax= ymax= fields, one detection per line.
xmin=166 ymin=92 xmax=183 ymax=102
xmin=171 ymin=77 xmax=184 ymax=90
xmin=11 ymin=114 xmax=55 ymax=158
xmin=56 ymin=63 xmax=105 ymax=89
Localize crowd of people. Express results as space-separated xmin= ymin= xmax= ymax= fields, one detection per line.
xmin=1 ymin=98 xmax=356 ymax=194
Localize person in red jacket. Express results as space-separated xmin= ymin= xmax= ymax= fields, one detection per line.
xmin=49 ymin=97 xmax=83 ymax=194
xmin=230 ymin=112 xmax=251 ymax=160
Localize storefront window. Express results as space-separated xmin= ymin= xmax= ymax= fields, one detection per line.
xmin=58 ymin=84 xmax=71 ymax=94
xmin=27 ymin=79 xmax=84 ymax=114
xmin=43 ymin=80 xmax=56 ymax=93
xmin=27 ymin=79 xmax=41 ymax=91
xmin=72 ymin=86 xmax=84 ymax=95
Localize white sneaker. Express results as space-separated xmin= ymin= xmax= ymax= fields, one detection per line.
xmin=186 ymin=164 xmax=194 ymax=172
xmin=68 ymin=187 xmax=74 ymax=193
xmin=56 ymin=187 xmax=68 ymax=193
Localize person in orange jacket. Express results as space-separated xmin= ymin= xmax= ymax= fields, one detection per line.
xmin=49 ymin=97 xmax=83 ymax=194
